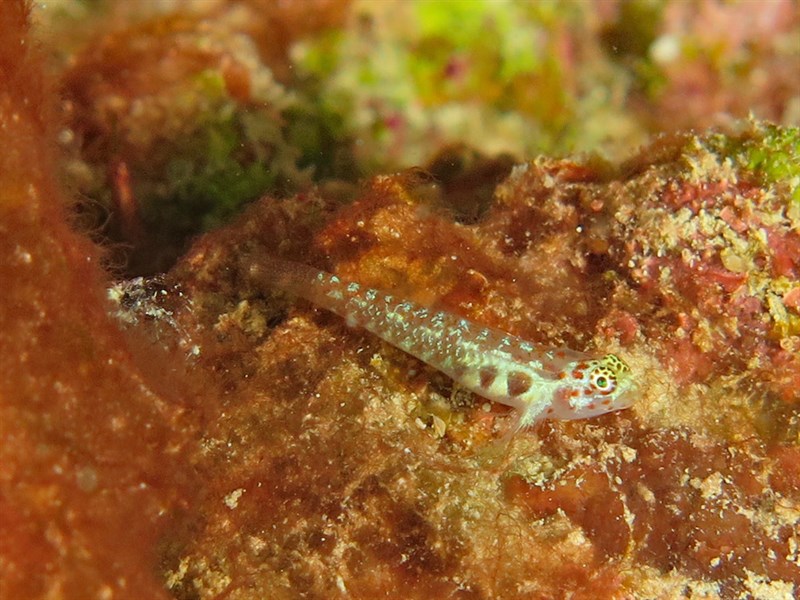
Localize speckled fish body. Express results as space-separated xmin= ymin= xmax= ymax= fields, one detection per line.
xmin=248 ymin=255 xmax=634 ymax=426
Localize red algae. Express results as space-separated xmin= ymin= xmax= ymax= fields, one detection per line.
xmin=613 ymin=132 xmax=800 ymax=413
xmin=507 ymin=424 xmax=798 ymax=596
xmin=0 ymin=3 xmax=198 ymax=598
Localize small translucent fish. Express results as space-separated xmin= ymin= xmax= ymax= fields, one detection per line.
xmin=246 ymin=254 xmax=634 ymax=427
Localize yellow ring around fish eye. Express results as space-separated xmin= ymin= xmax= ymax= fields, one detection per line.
xmin=591 ymin=368 xmax=615 ymax=392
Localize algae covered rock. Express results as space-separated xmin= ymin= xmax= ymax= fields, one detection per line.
xmin=2 ymin=1 xmax=799 ymax=598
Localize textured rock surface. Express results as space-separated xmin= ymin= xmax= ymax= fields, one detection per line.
xmin=151 ymin=130 xmax=798 ymax=597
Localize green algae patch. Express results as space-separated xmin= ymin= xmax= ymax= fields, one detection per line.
xmin=294 ymin=0 xmax=646 ymax=168
xmin=698 ymin=120 xmax=800 ymax=205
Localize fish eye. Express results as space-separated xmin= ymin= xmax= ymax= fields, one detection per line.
xmin=591 ymin=369 xmax=615 ymax=392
